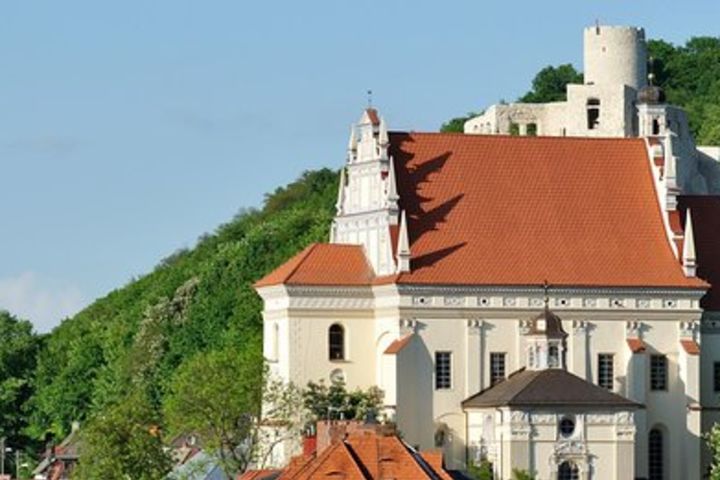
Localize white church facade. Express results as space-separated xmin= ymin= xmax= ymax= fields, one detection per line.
xmin=255 ymin=25 xmax=720 ymax=480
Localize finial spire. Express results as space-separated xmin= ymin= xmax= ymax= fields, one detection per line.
xmin=348 ymin=126 xmax=357 ymax=153
xmin=543 ymin=280 xmax=550 ymax=307
xmin=386 ymin=156 xmax=399 ymax=209
xmin=683 ymin=209 xmax=697 ymax=277
xmin=379 ymin=116 xmax=389 ymax=146
xmin=335 ymin=167 xmax=346 ymax=215
xmin=367 ymin=89 xmax=373 ymax=108
xmin=397 ymin=210 xmax=411 ymax=273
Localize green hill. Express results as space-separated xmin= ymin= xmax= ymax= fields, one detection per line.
xmin=25 ymin=168 xmax=339 ymax=447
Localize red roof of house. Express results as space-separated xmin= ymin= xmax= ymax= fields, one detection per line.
xmin=267 ymin=428 xmax=453 ymax=479
xmin=257 ymin=133 xmax=707 ymax=290
xmin=255 ymin=243 xmax=374 ymax=287
xmin=678 ymin=196 xmax=720 ymax=310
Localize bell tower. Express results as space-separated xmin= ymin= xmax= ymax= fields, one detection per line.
xmin=331 ymin=108 xmax=404 ymax=276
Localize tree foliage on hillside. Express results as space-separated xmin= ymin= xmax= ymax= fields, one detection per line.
xmin=0 ymin=311 xmax=41 ymax=454
xmin=648 ymin=37 xmax=720 ymax=145
xmin=519 ymin=64 xmax=583 ymax=103
xmin=25 ymin=168 xmax=339 ymax=455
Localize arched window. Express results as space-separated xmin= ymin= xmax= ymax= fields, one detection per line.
xmin=329 ymin=324 xmax=345 ymax=360
xmin=558 ymin=461 xmax=579 ymax=480
xmin=587 ymin=98 xmax=601 ymax=130
xmin=649 ymin=428 xmax=664 ymax=480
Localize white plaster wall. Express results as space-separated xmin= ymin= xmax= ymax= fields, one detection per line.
xmin=583 ymin=26 xmax=647 ymax=90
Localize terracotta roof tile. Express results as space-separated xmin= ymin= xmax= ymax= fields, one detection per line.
xmin=383 ymin=334 xmax=414 ymax=354
xmin=276 ymin=428 xmax=453 ymax=479
xmin=680 ymin=339 xmax=700 ymax=355
xmin=257 ymin=133 xmax=708 ymax=290
xmin=390 ymin=132 xmax=705 ymax=289
xmin=627 ymin=338 xmax=646 ymax=353
xmin=255 ymin=243 xmax=374 ymax=288
xmin=678 ymin=196 xmax=720 ymax=310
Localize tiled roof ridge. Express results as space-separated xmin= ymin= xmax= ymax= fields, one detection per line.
xmin=389 ymin=130 xmax=648 ymax=142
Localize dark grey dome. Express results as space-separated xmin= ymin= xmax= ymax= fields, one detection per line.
xmin=638 ymin=85 xmax=667 ymax=105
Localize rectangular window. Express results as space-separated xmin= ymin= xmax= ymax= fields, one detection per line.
xmin=598 ymin=354 xmax=614 ymax=390
xmin=714 ymin=362 xmax=720 ymax=392
xmin=650 ymin=355 xmax=668 ymax=391
xmin=490 ymin=352 xmax=506 ymax=386
xmin=435 ymin=352 xmax=452 ymax=390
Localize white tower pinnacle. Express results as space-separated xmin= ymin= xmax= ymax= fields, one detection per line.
xmin=331 ymin=108 xmax=402 ymax=276
xmin=683 ymin=209 xmax=697 ymax=277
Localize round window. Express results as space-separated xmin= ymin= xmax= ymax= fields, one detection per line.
xmin=559 ymin=416 xmax=575 ymax=438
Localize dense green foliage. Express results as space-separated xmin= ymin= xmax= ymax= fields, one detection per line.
xmin=21 ymin=168 xmax=338 ymax=473
xmin=74 ymin=391 xmax=172 ymax=479
xmin=440 ymin=111 xmax=483 ymax=133
xmin=519 ymin=64 xmax=583 ymax=103
xmin=0 ymin=311 xmax=41 ymax=459
xmin=302 ymin=380 xmax=384 ymax=422
xmin=163 ymin=346 xmax=266 ymax=476
xmin=708 ymin=424 xmax=720 ymax=479
xmin=648 ymin=37 xmax=720 ymax=145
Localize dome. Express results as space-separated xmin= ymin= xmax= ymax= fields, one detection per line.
xmin=637 ymin=85 xmax=667 ymax=105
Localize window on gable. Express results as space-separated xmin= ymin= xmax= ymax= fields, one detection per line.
xmin=490 ymin=352 xmax=506 ymax=385
xmin=435 ymin=352 xmax=452 ymax=390
xmin=598 ymin=353 xmax=614 ymax=390
xmin=328 ymin=324 xmax=345 ymax=361
xmin=650 ymin=355 xmax=668 ymax=391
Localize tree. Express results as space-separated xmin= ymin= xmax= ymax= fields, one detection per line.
xmin=302 ymin=380 xmax=384 ymax=422
xmin=467 ymin=459 xmax=494 ymax=480
xmin=74 ymin=390 xmax=172 ymax=480
xmin=512 ymin=469 xmax=536 ymax=480
xmin=519 ymin=64 xmax=583 ymax=103
xmin=707 ymin=423 xmax=720 ymax=479
xmin=164 ymin=346 xmax=305 ymax=478
xmin=440 ymin=112 xmax=483 ymax=133
xmin=0 ymin=311 xmax=40 ymax=455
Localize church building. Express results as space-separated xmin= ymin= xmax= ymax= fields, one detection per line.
xmin=255 ymin=25 xmax=720 ymax=480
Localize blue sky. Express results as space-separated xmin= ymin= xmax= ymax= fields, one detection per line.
xmin=1 ymin=1 xmax=718 ymax=331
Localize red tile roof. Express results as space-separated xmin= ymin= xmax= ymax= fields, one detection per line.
xmin=389 ymin=133 xmax=704 ymax=288
xmin=383 ymin=334 xmax=414 ymax=354
xmin=680 ymin=339 xmax=700 ymax=355
xmin=627 ymin=338 xmax=646 ymax=353
xmin=678 ymin=196 xmax=720 ymax=310
xmin=255 ymin=243 xmax=374 ymax=287
xmin=272 ymin=428 xmax=453 ymax=479
xmin=257 ymin=133 xmax=708 ymax=290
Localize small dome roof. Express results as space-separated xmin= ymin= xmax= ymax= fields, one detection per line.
xmin=527 ymin=307 xmax=568 ymax=338
xmin=638 ymin=85 xmax=667 ymax=105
